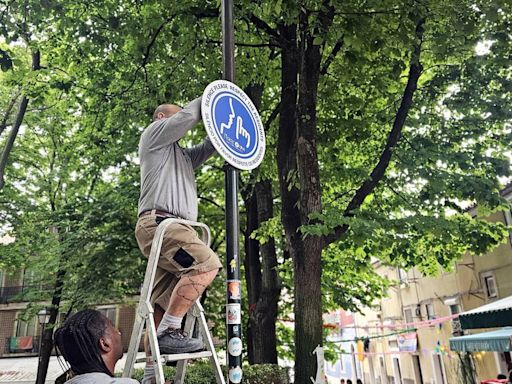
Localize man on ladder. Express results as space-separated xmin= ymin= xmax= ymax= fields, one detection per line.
xmin=135 ymin=97 xmax=222 ymax=384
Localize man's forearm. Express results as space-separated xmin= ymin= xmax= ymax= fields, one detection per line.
xmin=188 ymin=137 xmax=216 ymax=169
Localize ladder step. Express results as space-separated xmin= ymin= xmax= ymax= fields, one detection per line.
xmin=135 ymin=351 xmax=213 ymax=364
xmin=163 ymin=350 xmax=213 ymax=363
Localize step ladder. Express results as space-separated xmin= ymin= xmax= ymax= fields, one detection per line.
xmin=123 ymin=218 xmax=225 ymax=384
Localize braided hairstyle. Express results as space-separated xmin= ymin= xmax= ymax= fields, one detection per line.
xmin=54 ymin=309 xmax=113 ymax=376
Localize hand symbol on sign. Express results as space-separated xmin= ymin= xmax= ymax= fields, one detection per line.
xmin=236 ymin=116 xmax=250 ymax=148
xmin=220 ymin=98 xmax=251 ymax=149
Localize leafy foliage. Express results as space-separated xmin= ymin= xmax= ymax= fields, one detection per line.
xmin=1 ymin=1 xmax=511 ymax=382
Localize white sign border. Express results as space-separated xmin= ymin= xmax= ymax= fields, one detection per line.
xmin=201 ymin=80 xmax=266 ymax=171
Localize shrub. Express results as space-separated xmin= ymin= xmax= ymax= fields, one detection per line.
xmin=129 ymin=362 xmax=289 ymax=384
xmin=243 ymin=364 xmax=289 ymax=384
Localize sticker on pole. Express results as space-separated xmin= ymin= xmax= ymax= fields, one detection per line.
xmin=229 ymin=367 xmax=243 ymax=383
xmin=228 ymin=337 xmax=242 ymax=356
xmin=227 ymin=303 xmax=241 ymax=324
xmin=202 ymin=80 xmax=265 ymax=170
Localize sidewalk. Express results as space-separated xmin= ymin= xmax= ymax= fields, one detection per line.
xmin=0 ymin=353 xmax=146 ymax=383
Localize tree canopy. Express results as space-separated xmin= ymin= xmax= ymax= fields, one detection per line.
xmin=1 ymin=1 xmax=511 ymax=383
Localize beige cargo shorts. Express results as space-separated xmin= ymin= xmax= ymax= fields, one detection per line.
xmin=135 ymin=213 xmax=222 ymax=310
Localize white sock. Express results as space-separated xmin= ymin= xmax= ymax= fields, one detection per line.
xmin=157 ymin=313 xmax=182 ymax=335
xmin=141 ymin=365 xmax=155 ymax=384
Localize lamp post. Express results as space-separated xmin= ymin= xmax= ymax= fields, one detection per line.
xmin=37 ymin=308 xmax=50 ymax=353
xmin=35 ymin=306 xmax=53 ymax=384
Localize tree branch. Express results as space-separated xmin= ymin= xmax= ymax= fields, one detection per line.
xmin=320 ymin=38 xmax=344 ymax=75
xmin=0 ymin=88 xmax=22 ymax=138
xmin=265 ymin=101 xmax=281 ymax=131
xmin=0 ymin=50 xmax=40 ymax=190
xmin=198 ymin=195 xmax=225 ymax=211
xmin=201 ymin=39 xmax=278 ymax=48
xmin=0 ymin=0 xmax=17 ymax=21
xmin=323 ymin=17 xmax=426 ymax=246
xmin=188 ymin=6 xmax=219 ymax=19
xmin=248 ymin=14 xmax=282 ymax=45
xmin=116 ymin=17 xmax=172 ymax=97
xmin=334 ymin=8 xmax=400 ymax=16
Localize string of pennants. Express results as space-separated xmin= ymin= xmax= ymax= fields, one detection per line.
xmin=335 ymin=345 xmax=461 ymax=359
xmin=331 ymin=327 xmax=418 ymax=343
xmin=323 ymin=314 xmax=461 ymax=361
xmin=323 ymin=313 xmax=460 ymax=332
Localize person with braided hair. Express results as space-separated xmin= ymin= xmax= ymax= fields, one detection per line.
xmin=54 ymin=309 xmax=139 ymax=384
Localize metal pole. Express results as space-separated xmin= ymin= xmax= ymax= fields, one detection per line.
xmin=222 ymin=1 xmax=242 ymax=384
xmin=222 ymin=0 xmax=234 ymax=82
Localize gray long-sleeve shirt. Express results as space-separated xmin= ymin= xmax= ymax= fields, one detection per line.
xmin=137 ymin=97 xmax=216 ymax=220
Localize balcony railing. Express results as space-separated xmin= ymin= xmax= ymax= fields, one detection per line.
xmin=0 ymin=285 xmax=51 ymax=304
xmin=451 ymin=318 xmax=463 ymax=336
xmin=4 ymin=336 xmax=40 ymax=355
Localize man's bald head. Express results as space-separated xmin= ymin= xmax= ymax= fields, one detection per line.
xmin=152 ymin=104 xmax=182 ymax=121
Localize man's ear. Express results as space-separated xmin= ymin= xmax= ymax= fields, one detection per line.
xmin=98 ymin=336 xmax=112 ymax=353
xmin=157 ymin=112 xmax=165 ymax=120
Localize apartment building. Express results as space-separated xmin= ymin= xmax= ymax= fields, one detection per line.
xmin=345 ymin=185 xmax=512 ymax=384
xmin=0 ymin=247 xmax=138 ymax=359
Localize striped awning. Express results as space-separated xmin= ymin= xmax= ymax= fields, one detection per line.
xmin=450 ymin=327 xmax=512 ymax=352
xmin=459 ymin=295 xmax=512 ymax=330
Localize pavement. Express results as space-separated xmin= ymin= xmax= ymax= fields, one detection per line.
xmin=0 ymin=353 xmax=146 ymax=383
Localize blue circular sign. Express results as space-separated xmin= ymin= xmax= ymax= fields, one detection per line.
xmin=202 ymin=81 xmax=265 ymax=170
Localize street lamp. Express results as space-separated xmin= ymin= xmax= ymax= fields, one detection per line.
xmin=36 ymin=308 xmax=51 ymax=384
xmin=37 ymin=308 xmax=50 ymax=351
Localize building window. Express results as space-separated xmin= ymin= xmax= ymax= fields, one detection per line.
xmin=22 ymin=269 xmax=43 ymax=290
xmin=98 ymin=307 xmax=117 ymax=326
xmin=16 ymin=315 xmax=38 ymax=337
xmin=504 ymin=209 xmax=512 ymax=245
xmin=398 ymin=268 xmax=408 ymax=285
xmin=22 ymin=269 xmax=35 ymax=288
xmin=449 ymin=304 xmax=461 ymax=315
xmin=481 ymin=272 xmax=498 ymax=299
xmin=389 ymin=340 xmax=398 ymax=350
xmin=404 ymin=308 xmax=414 ymax=324
xmin=425 ymin=303 xmax=435 ymax=320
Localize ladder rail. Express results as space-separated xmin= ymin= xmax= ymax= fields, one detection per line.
xmin=174 ymin=308 xmax=197 ymax=384
xmin=196 ymin=302 xmax=225 ymax=384
xmin=123 ymin=218 xmax=222 ymax=384
xmin=123 ymin=219 xmax=170 ymax=378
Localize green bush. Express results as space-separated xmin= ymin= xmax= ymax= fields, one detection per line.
xmin=129 ymin=362 xmax=289 ymax=384
xmin=243 ymin=364 xmax=289 ymax=384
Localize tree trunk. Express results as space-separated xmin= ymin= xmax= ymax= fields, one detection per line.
xmin=250 ymin=180 xmax=279 ymax=363
xmin=243 ymin=186 xmax=261 ymax=364
xmin=243 ymin=82 xmax=280 ymax=363
xmin=293 ymin=9 xmax=329 ymax=383
xmin=277 ymin=22 xmax=318 ymax=380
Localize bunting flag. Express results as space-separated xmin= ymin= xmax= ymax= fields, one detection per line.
xmin=397 ymin=333 xmax=417 ymax=352
xmin=357 ymin=340 xmax=365 ymax=361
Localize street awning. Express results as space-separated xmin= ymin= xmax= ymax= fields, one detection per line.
xmin=459 ymin=295 xmax=512 ymax=329
xmin=450 ymin=327 xmax=512 ymax=352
